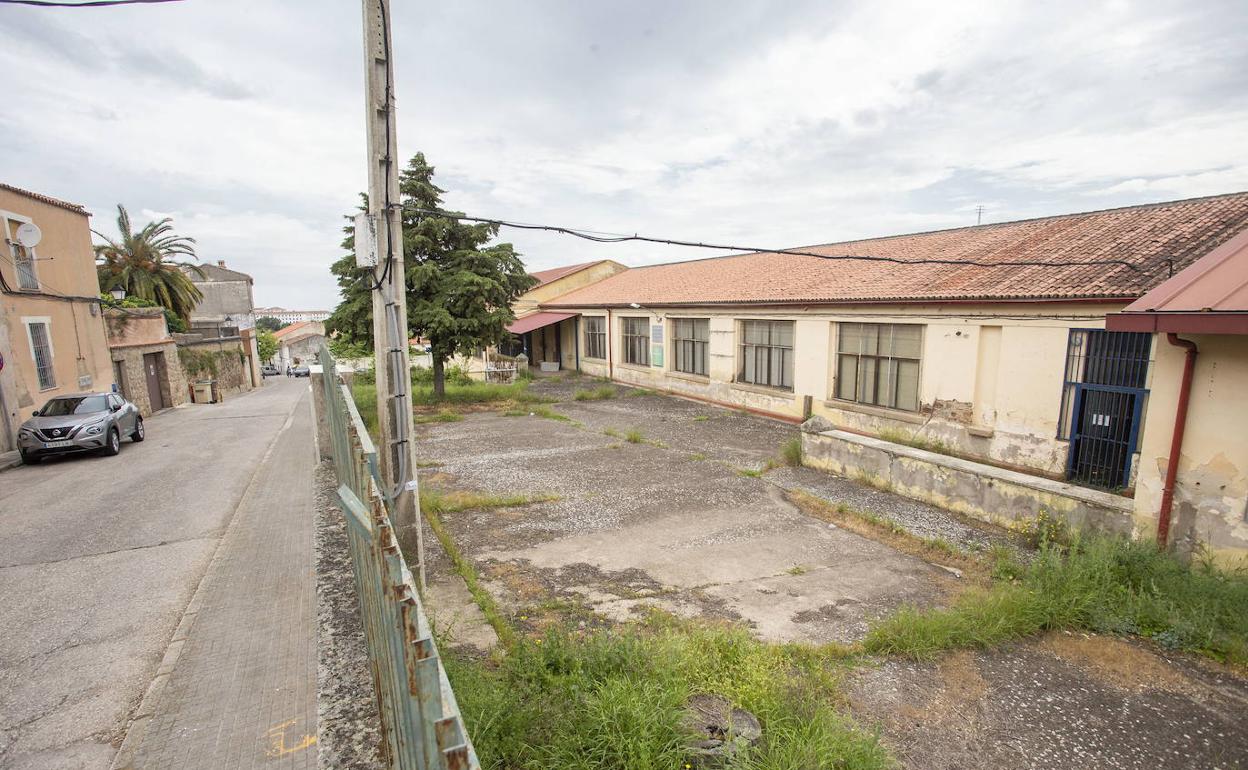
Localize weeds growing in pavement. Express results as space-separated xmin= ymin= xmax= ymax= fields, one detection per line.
xmin=878 ymin=427 xmax=953 ymax=456
xmin=422 ymin=505 xmax=517 ymax=649
xmin=864 ymin=535 xmax=1248 ymax=665
xmin=444 ymin=612 xmax=888 ymax=770
xmin=413 ymin=409 xmax=463 ymax=424
xmin=419 ymin=487 xmax=560 ymax=515
xmin=573 ymin=385 xmax=617 ymax=401
xmin=692 ymin=415 xmax=710 ymax=422
xmin=781 ymin=437 xmax=803 ymax=467
xmin=624 ymin=429 xmax=644 ymax=444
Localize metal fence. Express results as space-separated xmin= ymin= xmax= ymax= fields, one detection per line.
xmin=318 ymin=347 xmax=480 ymax=770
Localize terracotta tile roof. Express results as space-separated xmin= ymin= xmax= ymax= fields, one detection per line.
xmin=543 ymin=193 xmax=1248 ymax=308
xmin=0 ymin=183 xmax=88 ymax=215
xmin=272 ymin=321 xmax=313 ymax=339
xmin=1118 ymin=227 xmax=1248 ymax=314
xmin=529 ymin=260 xmax=606 ymax=287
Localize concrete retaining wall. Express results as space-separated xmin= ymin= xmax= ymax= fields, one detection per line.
xmin=801 ymin=426 xmax=1135 ymax=536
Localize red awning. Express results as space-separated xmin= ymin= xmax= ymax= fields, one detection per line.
xmin=506 ymin=311 xmax=577 ymax=335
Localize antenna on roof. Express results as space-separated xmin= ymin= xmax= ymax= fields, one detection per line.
xmin=975 ymin=205 xmax=985 ymax=226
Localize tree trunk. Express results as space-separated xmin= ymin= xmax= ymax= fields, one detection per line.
xmin=432 ymin=355 xmax=445 ymax=399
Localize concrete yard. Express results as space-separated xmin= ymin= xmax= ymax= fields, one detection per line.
xmin=417 ymin=374 xmax=1248 ymax=770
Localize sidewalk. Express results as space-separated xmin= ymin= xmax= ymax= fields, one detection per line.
xmin=116 ymin=387 xmax=319 ymax=769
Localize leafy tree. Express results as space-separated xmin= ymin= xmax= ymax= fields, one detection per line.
xmin=257 ymin=330 xmax=279 ymax=363
xmin=94 ymin=205 xmax=204 ymax=323
xmin=327 ymin=153 xmax=535 ymax=396
xmin=256 ymin=315 xmax=289 ymax=332
xmin=99 ymin=291 xmax=186 ymax=333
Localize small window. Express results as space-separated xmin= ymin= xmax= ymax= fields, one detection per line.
xmin=738 ymin=320 xmax=793 ymax=390
xmin=672 ymin=318 xmax=709 ymax=376
xmin=28 ymin=321 xmax=56 ymax=390
xmin=835 ymin=322 xmax=922 ymax=411
xmin=622 ymin=317 xmax=649 ymax=366
xmin=584 ymin=316 xmax=607 ymax=359
xmin=12 ymin=241 xmax=38 ymax=290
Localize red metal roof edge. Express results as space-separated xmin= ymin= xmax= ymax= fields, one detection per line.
xmin=1107 ymin=311 xmax=1248 ymax=335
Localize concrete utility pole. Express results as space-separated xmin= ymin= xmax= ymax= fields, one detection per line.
xmin=361 ymin=0 xmax=423 ymax=587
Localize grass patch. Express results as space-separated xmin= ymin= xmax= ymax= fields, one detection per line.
xmin=444 ymin=613 xmax=888 ymax=770
xmin=420 ymin=487 xmax=560 ymax=515
xmin=503 ymin=406 xmax=576 ymax=423
xmin=786 ymin=565 xmax=809 ymax=576
xmin=416 ymin=460 xmax=443 ymax=468
xmin=781 ymin=436 xmax=803 ymax=467
xmin=422 ymin=505 xmax=517 ymax=650
xmin=413 ymin=409 xmax=463 ymax=424
xmin=624 ymin=429 xmax=644 ymax=444
xmin=738 ymin=459 xmax=779 ymax=478
xmin=692 ymin=415 xmax=710 ymax=422
xmin=688 ymin=452 xmax=707 ymax=461
xmin=412 ymin=380 xmax=531 ymax=405
xmin=573 ymin=385 xmax=617 ymax=401
xmin=350 ymin=381 xmax=379 ymax=439
xmin=878 ymin=427 xmax=953 ymax=456
xmin=864 ymin=535 xmax=1248 ymax=666
xmin=625 ymin=387 xmax=657 ymax=397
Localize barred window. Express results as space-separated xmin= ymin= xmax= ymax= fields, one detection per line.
xmin=738 ymin=320 xmax=793 ymax=390
xmin=584 ymin=316 xmax=606 ymax=359
xmin=622 ymin=317 xmax=649 ymax=366
xmin=28 ymin=321 xmax=56 ymax=390
xmin=835 ymin=322 xmax=922 ymax=411
xmin=13 ymin=242 xmax=38 ymax=290
xmin=672 ymin=318 xmax=709 ymax=376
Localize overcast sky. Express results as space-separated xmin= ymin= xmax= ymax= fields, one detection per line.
xmin=2 ymin=0 xmax=1245 ymax=310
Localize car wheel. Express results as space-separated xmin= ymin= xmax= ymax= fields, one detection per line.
xmin=100 ymin=427 xmax=121 ymax=457
xmin=19 ymin=449 xmax=38 ymax=465
xmin=131 ymin=416 xmax=145 ymax=442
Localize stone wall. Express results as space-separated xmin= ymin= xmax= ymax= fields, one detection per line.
xmin=111 ymin=342 xmax=188 ymax=416
xmin=176 ymin=337 xmax=254 ymax=397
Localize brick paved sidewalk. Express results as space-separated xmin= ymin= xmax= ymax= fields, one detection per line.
xmin=118 ymin=389 xmax=319 ymax=770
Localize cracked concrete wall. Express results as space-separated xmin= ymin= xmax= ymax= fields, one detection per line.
xmin=1134 ymin=334 xmax=1248 ymax=563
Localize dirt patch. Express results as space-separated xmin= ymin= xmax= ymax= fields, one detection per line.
xmin=1038 ymin=632 xmax=1200 ymax=696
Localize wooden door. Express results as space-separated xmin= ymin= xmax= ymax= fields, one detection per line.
xmin=143 ymin=352 xmax=166 ymax=411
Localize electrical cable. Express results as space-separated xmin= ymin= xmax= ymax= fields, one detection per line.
xmin=405 ymin=207 xmax=1153 ymax=273
xmin=0 ymin=0 xmax=183 ymax=7
xmin=361 ymin=0 xmax=395 ymax=293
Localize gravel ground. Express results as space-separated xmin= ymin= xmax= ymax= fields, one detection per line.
xmin=313 ymin=462 xmax=382 ymax=770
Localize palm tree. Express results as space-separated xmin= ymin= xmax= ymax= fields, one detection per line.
xmin=94 ymin=205 xmax=205 ymax=322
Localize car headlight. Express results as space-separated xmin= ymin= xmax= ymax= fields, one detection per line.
xmin=85 ymin=423 xmax=104 ymax=435
xmin=18 ymin=429 xmax=32 ymax=439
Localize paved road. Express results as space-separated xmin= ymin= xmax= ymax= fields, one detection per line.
xmin=0 ymin=379 xmax=312 ymax=769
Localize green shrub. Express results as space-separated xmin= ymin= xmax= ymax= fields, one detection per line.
xmin=574 ymin=385 xmax=617 ymax=401
xmin=781 ymin=437 xmax=803 ymax=467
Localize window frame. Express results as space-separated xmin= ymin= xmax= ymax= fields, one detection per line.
xmin=583 ymin=315 xmax=607 ymax=360
xmin=23 ymin=317 xmax=56 ymax=391
xmin=620 ymin=316 xmax=650 ymax=367
xmin=3 ymin=211 xmax=40 ymax=291
xmin=736 ymin=319 xmax=794 ymax=391
xmin=670 ymin=317 xmax=710 ymax=377
xmin=833 ymin=322 xmax=924 ymax=412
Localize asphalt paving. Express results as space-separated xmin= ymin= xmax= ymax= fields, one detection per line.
xmin=0 ymin=378 xmax=310 ymax=770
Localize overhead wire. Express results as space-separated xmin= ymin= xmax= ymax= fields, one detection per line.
xmin=404 ymin=206 xmax=1152 ymax=274
xmin=0 ymin=0 xmax=183 ymax=7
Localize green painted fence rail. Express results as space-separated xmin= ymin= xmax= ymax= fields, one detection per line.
xmin=318 ymin=346 xmax=480 ymax=770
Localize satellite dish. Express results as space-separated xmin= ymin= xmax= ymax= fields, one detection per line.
xmin=15 ymin=222 xmax=42 ymax=249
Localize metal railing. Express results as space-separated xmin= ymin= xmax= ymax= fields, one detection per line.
xmin=318 ymin=347 xmax=480 ymax=770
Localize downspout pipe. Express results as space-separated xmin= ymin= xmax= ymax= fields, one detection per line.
xmin=1157 ymin=333 xmax=1198 ymax=549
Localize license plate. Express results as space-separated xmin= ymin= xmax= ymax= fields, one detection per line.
xmin=43 ymin=440 xmax=72 ymax=448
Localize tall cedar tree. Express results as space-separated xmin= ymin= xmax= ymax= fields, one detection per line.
xmin=326 ymin=153 xmax=535 ymax=396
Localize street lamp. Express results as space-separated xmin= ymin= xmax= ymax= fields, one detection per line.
xmin=109 ymin=285 xmax=126 ymax=301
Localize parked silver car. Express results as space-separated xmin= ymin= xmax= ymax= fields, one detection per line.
xmin=17 ymin=392 xmax=144 ymax=464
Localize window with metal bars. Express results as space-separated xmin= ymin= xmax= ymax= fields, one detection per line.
xmin=12 ymin=242 xmax=38 ymax=290
xmin=834 ymin=322 xmax=922 ymax=411
xmin=584 ymin=316 xmax=606 ymax=359
xmin=671 ymin=318 xmax=709 ymax=376
xmin=621 ymin=316 xmax=649 ymax=365
xmin=738 ymin=320 xmax=793 ymax=390
xmin=28 ymin=321 xmax=55 ymax=390
xmin=1057 ymin=329 xmax=1152 ymax=439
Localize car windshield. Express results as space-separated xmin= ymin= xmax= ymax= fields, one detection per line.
xmin=40 ymin=396 xmax=109 ymax=416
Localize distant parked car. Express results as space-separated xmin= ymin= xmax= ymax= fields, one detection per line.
xmin=292 ymin=365 xmax=311 ymax=378
xmin=17 ymin=392 xmax=144 ymax=464
xmin=261 ymin=364 xmax=280 ymax=377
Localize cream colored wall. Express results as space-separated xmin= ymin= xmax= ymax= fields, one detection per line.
xmin=514 ymin=261 xmax=628 ymax=316
xmin=1133 ymin=334 xmax=1248 ymax=562
xmin=0 ymin=190 xmax=114 ymax=447
xmin=565 ymin=303 xmax=1123 ymax=468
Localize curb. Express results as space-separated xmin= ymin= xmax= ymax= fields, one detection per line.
xmin=108 ymin=396 xmax=303 ymax=769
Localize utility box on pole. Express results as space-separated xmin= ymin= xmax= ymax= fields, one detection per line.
xmin=361 ymin=0 xmax=423 ymax=586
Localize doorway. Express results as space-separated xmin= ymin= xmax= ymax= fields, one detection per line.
xmin=144 ymin=352 xmax=167 ymax=412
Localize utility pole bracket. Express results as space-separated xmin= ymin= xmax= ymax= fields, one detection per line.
xmin=354 ymin=212 xmax=379 ymax=267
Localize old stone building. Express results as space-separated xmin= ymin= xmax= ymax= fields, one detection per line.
xmin=105 ymin=307 xmax=187 ymax=415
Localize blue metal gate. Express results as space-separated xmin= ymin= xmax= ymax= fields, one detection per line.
xmin=1059 ymin=330 xmax=1152 ymax=490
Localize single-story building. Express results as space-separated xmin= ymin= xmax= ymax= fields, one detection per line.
xmin=1107 ymin=226 xmax=1248 ymax=561
xmin=541 ymin=192 xmax=1248 ymax=560
xmin=502 ymin=259 xmax=628 ymax=371
xmin=105 ymin=307 xmax=187 ymax=415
